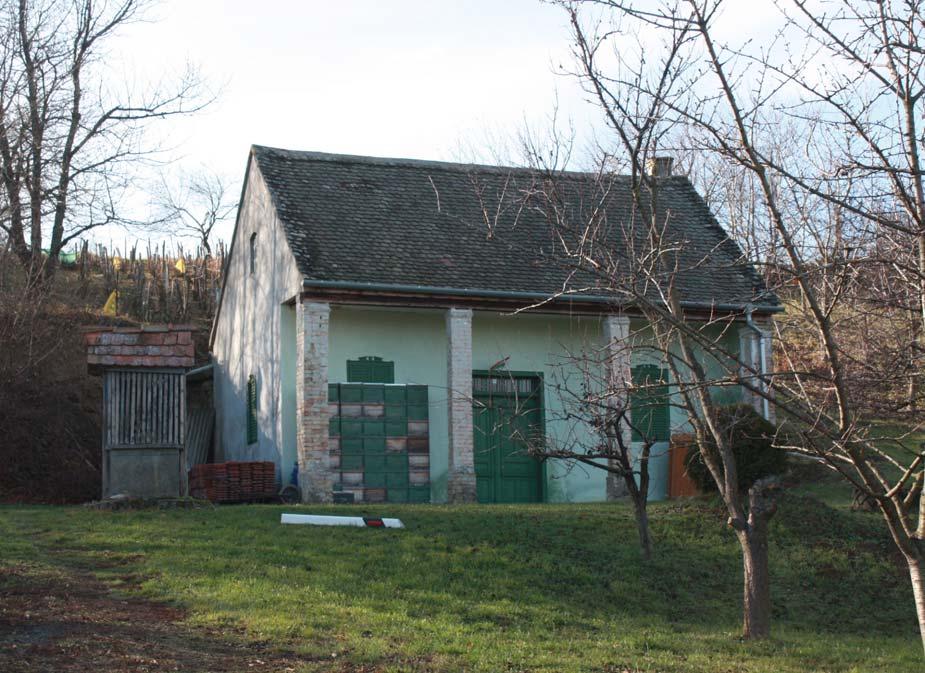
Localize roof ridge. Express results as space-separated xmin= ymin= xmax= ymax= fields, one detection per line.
xmin=251 ymin=144 xmax=691 ymax=182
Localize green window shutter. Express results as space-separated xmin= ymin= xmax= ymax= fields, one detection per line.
xmin=630 ymin=365 xmax=670 ymax=442
xmin=347 ymin=356 xmax=395 ymax=383
xmin=246 ymin=374 xmax=258 ymax=444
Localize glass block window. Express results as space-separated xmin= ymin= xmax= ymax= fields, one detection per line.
xmin=328 ymin=383 xmax=429 ymax=503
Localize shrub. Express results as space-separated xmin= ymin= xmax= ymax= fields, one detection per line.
xmin=685 ymin=404 xmax=786 ymax=494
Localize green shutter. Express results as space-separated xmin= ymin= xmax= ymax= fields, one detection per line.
xmin=630 ymin=365 xmax=670 ymax=442
xmin=347 ymin=356 xmax=395 ymax=383
xmin=246 ymin=375 xmax=258 ymax=444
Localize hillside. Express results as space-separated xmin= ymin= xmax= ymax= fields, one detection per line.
xmin=0 ymin=249 xmax=220 ymax=503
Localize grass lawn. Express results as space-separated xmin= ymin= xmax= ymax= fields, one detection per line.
xmin=0 ymin=484 xmax=919 ymax=672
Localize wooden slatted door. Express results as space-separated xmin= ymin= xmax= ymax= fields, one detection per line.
xmin=102 ymin=368 xmax=187 ymax=498
xmin=473 ymin=374 xmax=543 ymax=503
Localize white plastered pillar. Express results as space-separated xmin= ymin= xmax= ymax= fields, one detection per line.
xmin=603 ymin=315 xmax=633 ymax=500
xmin=446 ymin=308 xmax=477 ymax=502
xmin=738 ymin=322 xmax=775 ymax=422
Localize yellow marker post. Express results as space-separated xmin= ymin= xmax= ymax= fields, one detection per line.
xmin=102 ymin=290 xmax=119 ymax=316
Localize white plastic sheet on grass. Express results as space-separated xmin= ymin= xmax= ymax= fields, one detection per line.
xmin=280 ymin=513 xmax=405 ymax=528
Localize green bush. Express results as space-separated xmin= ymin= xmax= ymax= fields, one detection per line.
xmin=685 ymin=404 xmax=786 ymax=494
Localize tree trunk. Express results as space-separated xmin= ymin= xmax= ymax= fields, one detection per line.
xmin=739 ymin=528 xmax=771 ymax=639
xmin=737 ymin=476 xmax=779 ymax=640
xmin=631 ymin=492 xmax=653 ymax=561
xmin=906 ymin=555 xmax=925 ymax=655
xmin=42 ymin=251 xmax=58 ymax=281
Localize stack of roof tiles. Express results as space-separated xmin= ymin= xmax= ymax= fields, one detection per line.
xmin=188 ymin=462 xmax=277 ymax=502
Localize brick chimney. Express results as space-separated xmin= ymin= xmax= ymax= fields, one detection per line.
xmin=646 ymin=156 xmax=674 ymax=178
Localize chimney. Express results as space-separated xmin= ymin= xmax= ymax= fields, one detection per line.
xmin=646 ymin=156 xmax=674 ymax=178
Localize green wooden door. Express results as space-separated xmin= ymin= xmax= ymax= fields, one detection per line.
xmin=473 ymin=376 xmax=543 ymax=503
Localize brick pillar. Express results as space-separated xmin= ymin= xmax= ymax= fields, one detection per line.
xmin=603 ymin=315 xmax=632 ymax=500
xmin=446 ymin=308 xmax=477 ymax=503
xmin=296 ymin=300 xmax=334 ymax=503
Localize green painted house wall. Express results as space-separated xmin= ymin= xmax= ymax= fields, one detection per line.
xmin=629 ymin=322 xmax=745 ymax=500
xmin=288 ymin=305 xmax=747 ymax=502
xmin=662 ymin=323 xmax=745 ymax=436
xmin=326 ymin=306 xmax=714 ymax=503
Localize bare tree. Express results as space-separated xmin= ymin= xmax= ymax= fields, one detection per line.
xmin=515 ymin=2 xmax=783 ymax=639
xmin=531 ymin=337 xmax=667 ymax=561
xmin=485 ymin=144 xmax=784 ymax=635
xmin=546 ymin=0 xmax=925 ymax=652
xmin=450 ymin=1 xmax=786 ymax=634
xmin=0 ymin=0 xmax=208 ymax=284
xmin=154 ymin=168 xmax=236 ymax=255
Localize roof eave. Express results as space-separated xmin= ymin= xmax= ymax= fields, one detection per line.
xmin=300 ymin=278 xmax=783 ymax=314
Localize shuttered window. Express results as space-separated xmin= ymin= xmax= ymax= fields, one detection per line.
xmin=630 ymin=365 xmax=670 ymax=442
xmin=347 ymin=356 xmax=395 ymax=383
xmin=246 ymin=374 xmax=258 ymax=444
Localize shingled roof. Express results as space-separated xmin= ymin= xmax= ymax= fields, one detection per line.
xmin=251 ymin=145 xmax=777 ymax=311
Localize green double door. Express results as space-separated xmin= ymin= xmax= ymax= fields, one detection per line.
xmin=473 ymin=378 xmax=543 ymax=503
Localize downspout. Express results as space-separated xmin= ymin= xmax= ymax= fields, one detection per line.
xmin=744 ymin=304 xmax=771 ymax=420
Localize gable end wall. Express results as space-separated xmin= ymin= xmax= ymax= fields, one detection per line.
xmin=211 ymin=158 xmax=302 ymax=471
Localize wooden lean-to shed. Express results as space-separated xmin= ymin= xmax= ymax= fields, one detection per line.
xmin=84 ymin=325 xmax=196 ymax=499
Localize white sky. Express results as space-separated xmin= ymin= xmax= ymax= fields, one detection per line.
xmin=105 ymin=0 xmax=786 ymax=246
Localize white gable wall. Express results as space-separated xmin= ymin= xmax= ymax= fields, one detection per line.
xmin=212 ymin=159 xmax=302 ymax=471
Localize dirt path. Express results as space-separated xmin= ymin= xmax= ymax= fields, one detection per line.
xmin=0 ymin=563 xmax=315 ymax=673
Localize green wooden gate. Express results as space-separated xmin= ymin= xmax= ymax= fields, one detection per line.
xmin=329 ymin=383 xmax=430 ymax=503
xmin=473 ymin=373 xmax=543 ymax=503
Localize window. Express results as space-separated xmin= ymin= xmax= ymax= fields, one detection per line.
xmin=249 ymin=232 xmax=257 ymax=275
xmin=246 ymin=374 xmax=258 ymax=444
xmin=347 ymin=356 xmax=395 ymax=383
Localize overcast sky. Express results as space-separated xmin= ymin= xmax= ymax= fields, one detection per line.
xmin=107 ymin=0 xmax=784 ymax=246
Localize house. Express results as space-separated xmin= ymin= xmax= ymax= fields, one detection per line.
xmin=210 ymin=146 xmax=778 ymax=504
